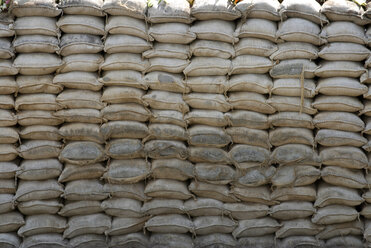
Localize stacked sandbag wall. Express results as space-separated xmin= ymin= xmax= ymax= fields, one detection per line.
xmin=0 ymin=0 xmax=370 ymax=247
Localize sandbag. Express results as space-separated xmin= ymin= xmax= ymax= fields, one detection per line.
xmin=14 ymin=16 xmax=59 ymax=36
xmin=190 ymin=20 xmax=238 ymax=44
xmin=60 ymin=34 xmax=103 ymax=56
xmin=270 ymin=201 xmax=315 ymax=220
xmin=58 ymin=163 xmax=104 ymax=183
xmin=270 ymin=42 xmax=318 ymax=61
xmin=194 ymin=163 xmax=235 ymax=185
xmin=315 ymin=183 xmax=364 ymax=207
xmin=18 ymin=199 xmax=62 ymax=215
xmin=236 ymin=18 xmax=276 ymax=42
xmin=188 ymin=125 xmax=231 ymax=148
xmin=19 ymin=125 xmax=60 ymax=141
xmin=235 ymin=0 xmax=280 ymax=21
xmin=316 ymin=221 xmax=363 ymax=240
xmin=145 ymin=72 xmax=189 ymax=93
xmin=271 ymin=78 xmax=316 ymax=97
xmin=268 ymin=96 xmax=317 ymax=115
xmin=102 ymin=0 xmax=147 ymax=19
xmin=103 ymin=182 xmax=148 ymax=201
xmin=147 ymin=57 xmax=189 ymax=74
xmin=235 ymin=166 xmax=276 ymax=187
xmin=320 ymin=146 xmax=368 ymax=169
xmin=0 ymin=60 xmax=18 ymax=76
xmin=313 ymin=111 xmax=364 ymax=132
xmin=231 ymin=185 xmax=275 ymax=205
xmin=0 ymin=212 xmax=24 ymax=233
xmin=271 ymin=185 xmax=316 ymax=202
xmin=107 ymin=216 xmax=148 ymax=236
xmin=144 ymin=179 xmax=193 ymax=200
xmin=228 ymin=74 xmax=272 ymax=94
xmin=150 ymin=109 xmax=186 ymax=127
xmin=320 ymin=21 xmax=366 ymax=44
xmin=15 ymin=179 xmax=63 ymax=202
xmin=275 ymin=219 xmax=323 ymax=239
xmin=102 ymin=198 xmax=143 ymax=218
xmin=321 ymin=0 xmax=367 ymax=25
xmin=102 ymin=104 xmax=150 ymax=122
xmin=184 ymin=198 xmax=224 ymax=217
xmin=0 ymin=76 xmax=16 ymax=95
xmin=101 ymin=121 xmax=148 ymax=140
xmin=150 ymin=233 xmax=193 ymax=248
xmin=13 ymin=53 xmax=62 ymax=75
xmin=59 ymin=123 xmax=104 ymax=144
xmin=146 ymin=123 xmax=187 ymax=141
xmin=18 ymin=214 xmax=66 ymax=237
xmin=0 ymin=144 xmax=17 ymax=162
xmin=315 ymin=61 xmax=366 ymax=78
xmin=101 ymin=86 xmax=145 ymax=105
xmin=194 ymin=233 xmax=237 ymax=248
xmin=185 ymin=110 xmax=228 ymax=127
xmin=232 ymin=218 xmax=281 ymax=238
xmin=57 ymin=15 xmax=105 ymax=35
xmin=105 ymin=16 xmax=147 ymax=39
xmin=58 ymin=0 xmax=104 ymax=16
xmin=11 ymin=0 xmax=61 ymax=17
xmin=58 ymin=54 xmax=103 ymax=73
xmin=54 ymin=108 xmax=103 ymax=124
xmin=105 ymin=139 xmax=144 ymax=159
xmin=145 ymin=140 xmax=188 ymax=160
xmin=271 ymin=165 xmax=320 ymax=188
xmin=59 ymin=142 xmax=106 ymax=165
xmin=269 ymin=127 xmax=314 ymax=147
xmin=190 ymin=180 xmax=238 ymax=203
xmin=149 ymin=23 xmax=196 ymax=44
xmin=147 ymin=0 xmax=192 ymax=24
xmin=184 ymin=93 xmax=230 ymax=112
xmin=234 ymin=38 xmax=277 ymax=57
xmin=189 ymin=147 xmax=230 ymax=164
xmin=224 ymin=202 xmax=269 ymax=220
xmin=321 ymin=166 xmax=367 ymax=189
xmin=151 ymin=159 xmax=193 ymax=181
xmin=0 ymin=194 xmax=14 ymax=213
xmin=145 ymin=214 xmax=193 ymax=234
xmin=53 ymin=72 xmax=102 ymax=91
xmin=193 ymin=216 xmax=236 ymax=235
xmin=0 ymin=127 xmax=18 ymax=144
xmin=316 ymin=77 xmax=367 ymax=97
xmin=104 ymin=34 xmax=151 ymax=54
xmin=230 ymin=55 xmax=273 ymax=75
xmin=58 ymin=201 xmax=103 ymax=217
xmin=143 ymin=90 xmax=189 ymax=113
xmin=17 ymin=159 xmax=62 ymax=181
xmin=190 ymin=40 xmax=234 ymax=59
xmin=319 ymin=42 xmax=370 ymax=61
xmin=270 ymin=59 xmax=317 ymax=79
xmin=142 ymin=199 xmax=184 ymax=216
xmin=99 ymin=70 xmax=146 ymax=89
xmin=63 ymin=214 xmax=111 ymax=239
xmin=13 ymin=35 xmax=58 ymax=53
xmin=18 ymin=140 xmax=61 ymax=159
xmin=271 ymin=144 xmax=320 ymax=166
xmin=109 ymin=233 xmax=149 ymax=248
xmin=226 ymin=110 xmax=269 ymax=129
xmin=103 ymin=159 xmax=150 ymax=184
xmin=184 ymin=57 xmax=230 ymax=76
xmin=316 ymin=129 xmax=367 ymax=147
xmin=280 ymin=0 xmax=327 ymax=24
xmin=20 ymin=234 xmax=68 ymax=248
xmin=191 ymin=0 xmax=240 ymax=21
xmin=101 ymin=53 xmax=148 ymax=72
xmin=311 ymin=205 xmax=358 ymax=225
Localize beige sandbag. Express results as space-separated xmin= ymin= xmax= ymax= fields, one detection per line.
xmin=17 ymin=159 xmax=62 ymax=181
xmin=271 ymin=78 xmax=316 ymax=97
xmin=145 ymin=72 xmax=188 ymax=93
xmin=236 ymin=166 xmax=276 ymax=187
xmin=102 ymin=198 xmax=142 ymax=218
xmin=53 ymin=72 xmax=102 ymax=91
xmin=185 ymin=110 xmax=228 ymax=127
xmin=313 ymin=111 xmax=364 ymax=132
xmin=107 ymin=216 xmax=148 ymax=236
xmin=102 ymin=103 xmax=150 ymax=122
xmin=314 ymin=182 xmax=364 ymax=207
xmin=184 ymin=93 xmax=230 ymax=112
xmin=321 ymin=0 xmax=366 ymax=25
xmin=190 ymin=40 xmax=234 ymax=59
xmin=228 ymin=74 xmax=272 ymax=95
xmin=101 ymin=121 xmax=148 ymax=140
xmin=360 ymin=100 xmax=371 ymax=116
xmin=21 ymin=234 xmax=68 ymax=248
xmin=325 ymin=236 xmax=363 ymax=248
xmin=101 ymin=86 xmax=145 ymax=105
xmin=230 ymin=55 xmax=273 ymax=75
xmin=144 ymin=43 xmax=190 ymax=60
xmin=231 ymin=185 xmax=275 ymax=205
xmin=103 ymin=159 xmax=150 ymax=184
xmin=102 ymin=0 xmax=146 ymax=18
xmin=270 ymin=201 xmax=315 ymax=220
xmin=147 ymin=57 xmax=189 ymax=74
xmin=0 ymin=233 xmax=19 ymax=248
xmin=63 ymin=214 xmax=111 ymax=239
xmin=106 ymin=138 xmax=144 ymax=159
xmin=226 ymin=127 xmax=270 ymax=149
xmin=279 ymin=0 xmax=327 ymax=24
xmin=275 ymin=219 xmax=323 ymax=238
xmin=59 ymin=123 xmax=103 ymax=144
xmin=320 ymin=146 xmax=368 ymax=169
xmin=60 ymin=34 xmax=103 ymax=56
xmin=59 ymin=141 xmax=106 ymax=165
xmin=145 ymin=124 xmax=185 ymax=143
xmin=20 ymin=125 xmax=59 ymax=141
xmin=57 ymin=15 xmax=105 ymax=35
xmin=149 ymin=23 xmax=196 ymax=44
xmin=104 ymin=34 xmax=151 ymax=54
xmin=0 ymin=13 xmax=14 ymax=38
xmin=315 ymin=61 xmax=366 ymax=78
xmin=271 ymin=144 xmax=320 ymax=166
xmin=225 ymin=110 xmax=268 ymax=129
xmin=15 ymin=93 xmax=60 ymax=111
xmin=63 ymin=179 xmax=108 ymax=201
xmin=142 ymin=199 xmax=184 ymax=216
xmin=320 ymin=21 xmax=366 ymax=44
xmin=99 ymin=70 xmax=146 ymax=89
xmin=17 ymin=199 xmax=62 ymax=215
xmin=17 ymin=214 xmax=65 ymax=237
xmin=0 ymin=144 xmax=17 ymax=162
xmin=194 ymin=233 xmax=237 ymax=248
xmin=58 ymin=54 xmax=103 ymax=73
xmin=194 ymin=163 xmax=235 ymax=185
xmin=193 ymin=216 xmax=236 ymax=235
xmin=319 ymin=42 xmax=370 ymax=61
xmin=276 ymin=18 xmax=324 ymax=45
xmin=104 ymin=182 xmax=148 ymax=201
xmin=58 ymin=163 xmax=105 ymax=183
xmin=15 ymin=179 xmax=63 ymax=202
xmin=150 ymin=109 xmax=185 ymax=127
xmin=0 ymin=38 xmax=14 ymax=59
xmin=17 ymin=110 xmax=62 ymax=126
xmin=184 ymin=57 xmax=230 ymax=76
xmin=69 ymin=234 xmax=107 ymax=248
xmin=151 ymin=158 xmax=194 ymax=181
xmin=0 ymin=179 xmax=15 ymax=194
xmin=59 ymin=200 xmax=101 ymax=217
xmin=57 ymin=0 xmax=104 ymax=16
xmin=190 ymin=20 xmax=238 ymax=44
xmin=189 ymin=147 xmax=230 ymax=164
xmin=229 ymin=92 xmax=275 ymax=114
xmin=0 ymin=161 xmax=18 ymax=179
xmin=18 ymin=140 xmax=61 ymax=160
xmin=316 ymin=77 xmax=367 ymax=96
xmin=316 ymin=221 xmax=363 ymax=240
xmin=232 ymin=217 xmax=281 ymax=238
xmin=234 ymin=38 xmax=277 ymax=57
xmin=0 ymin=76 xmax=16 ymax=95
xmin=271 ymin=185 xmax=316 ymax=202
xmin=229 ymin=144 xmax=269 ymax=169
xmin=270 ymin=59 xmax=317 ymax=79
xmin=184 ymin=198 xmax=224 ymax=217
xmin=0 ymin=60 xmax=18 ymax=76
xmin=145 ymin=214 xmax=193 ymax=234
xmin=269 ymin=111 xmax=313 ymax=129
xmin=224 ymin=202 xmax=268 ymax=220
xmin=271 ymin=165 xmax=320 ymax=188
xmin=0 ymin=127 xmax=18 ymax=144
xmin=270 ymin=42 xmax=318 ymax=61
xmin=235 ymin=0 xmax=280 ymax=21
xmin=269 ymin=127 xmax=314 ymax=147
xmin=0 ymin=95 xmax=14 ymax=109
xmin=147 ymin=0 xmax=192 ymax=24
xmin=145 ymin=140 xmax=187 ymax=160
xmin=268 ymin=96 xmax=317 ymax=115
xmin=54 ymin=108 xmax=102 ymax=124
xmin=315 ymin=129 xmax=367 ymax=147
xmin=57 ymin=90 xmax=104 ymax=110
xmin=145 ymin=179 xmax=193 ymax=200
xmin=237 ymin=18 xmax=276 ymax=42
xmin=238 ymin=236 xmax=275 ymax=248
xmin=14 ymin=16 xmax=59 ymax=36
xmin=322 ymin=166 xmax=367 ymax=189
xmin=190 ymin=180 xmax=238 ymax=203
xmin=188 ymin=125 xmax=231 ymax=148
xmin=312 ymin=205 xmax=358 ymax=225
xmin=100 ymin=53 xmax=148 ymax=72
xmin=11 ymin=0 xmax=61 ymax=17
xmin=13 ymin=53 xmax=62 ymax=75
xmin=17 ymin=75 xmax=60 ymax=95
xmin=191 ymin=0 xmax=240 ymax=21
xmin=105 ymin=15 xmax=147 ymax=39
xmin=109 ymin=233 xmax=149 ymax=248
xmin=143 ymin=90 xmax=189 ymax=113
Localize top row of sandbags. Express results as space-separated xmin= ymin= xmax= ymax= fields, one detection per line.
xmin=9 ymin=0 xmax=371 ymax=25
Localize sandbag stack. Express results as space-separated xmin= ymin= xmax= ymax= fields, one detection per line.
xmin=142 ymin=1 xmax=194 ymax=246
xmin=10 ymin=0 xmax=66 ymax=247
xmin=0 ymin=10 xmax=21 ymax=247
xmin=314 ymin=1 xmax=369 ymax=246
xmin=100 ymin=0 xmax=150 ymax=247
xmin=55 ymin=0 xmax=110 ymax=247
